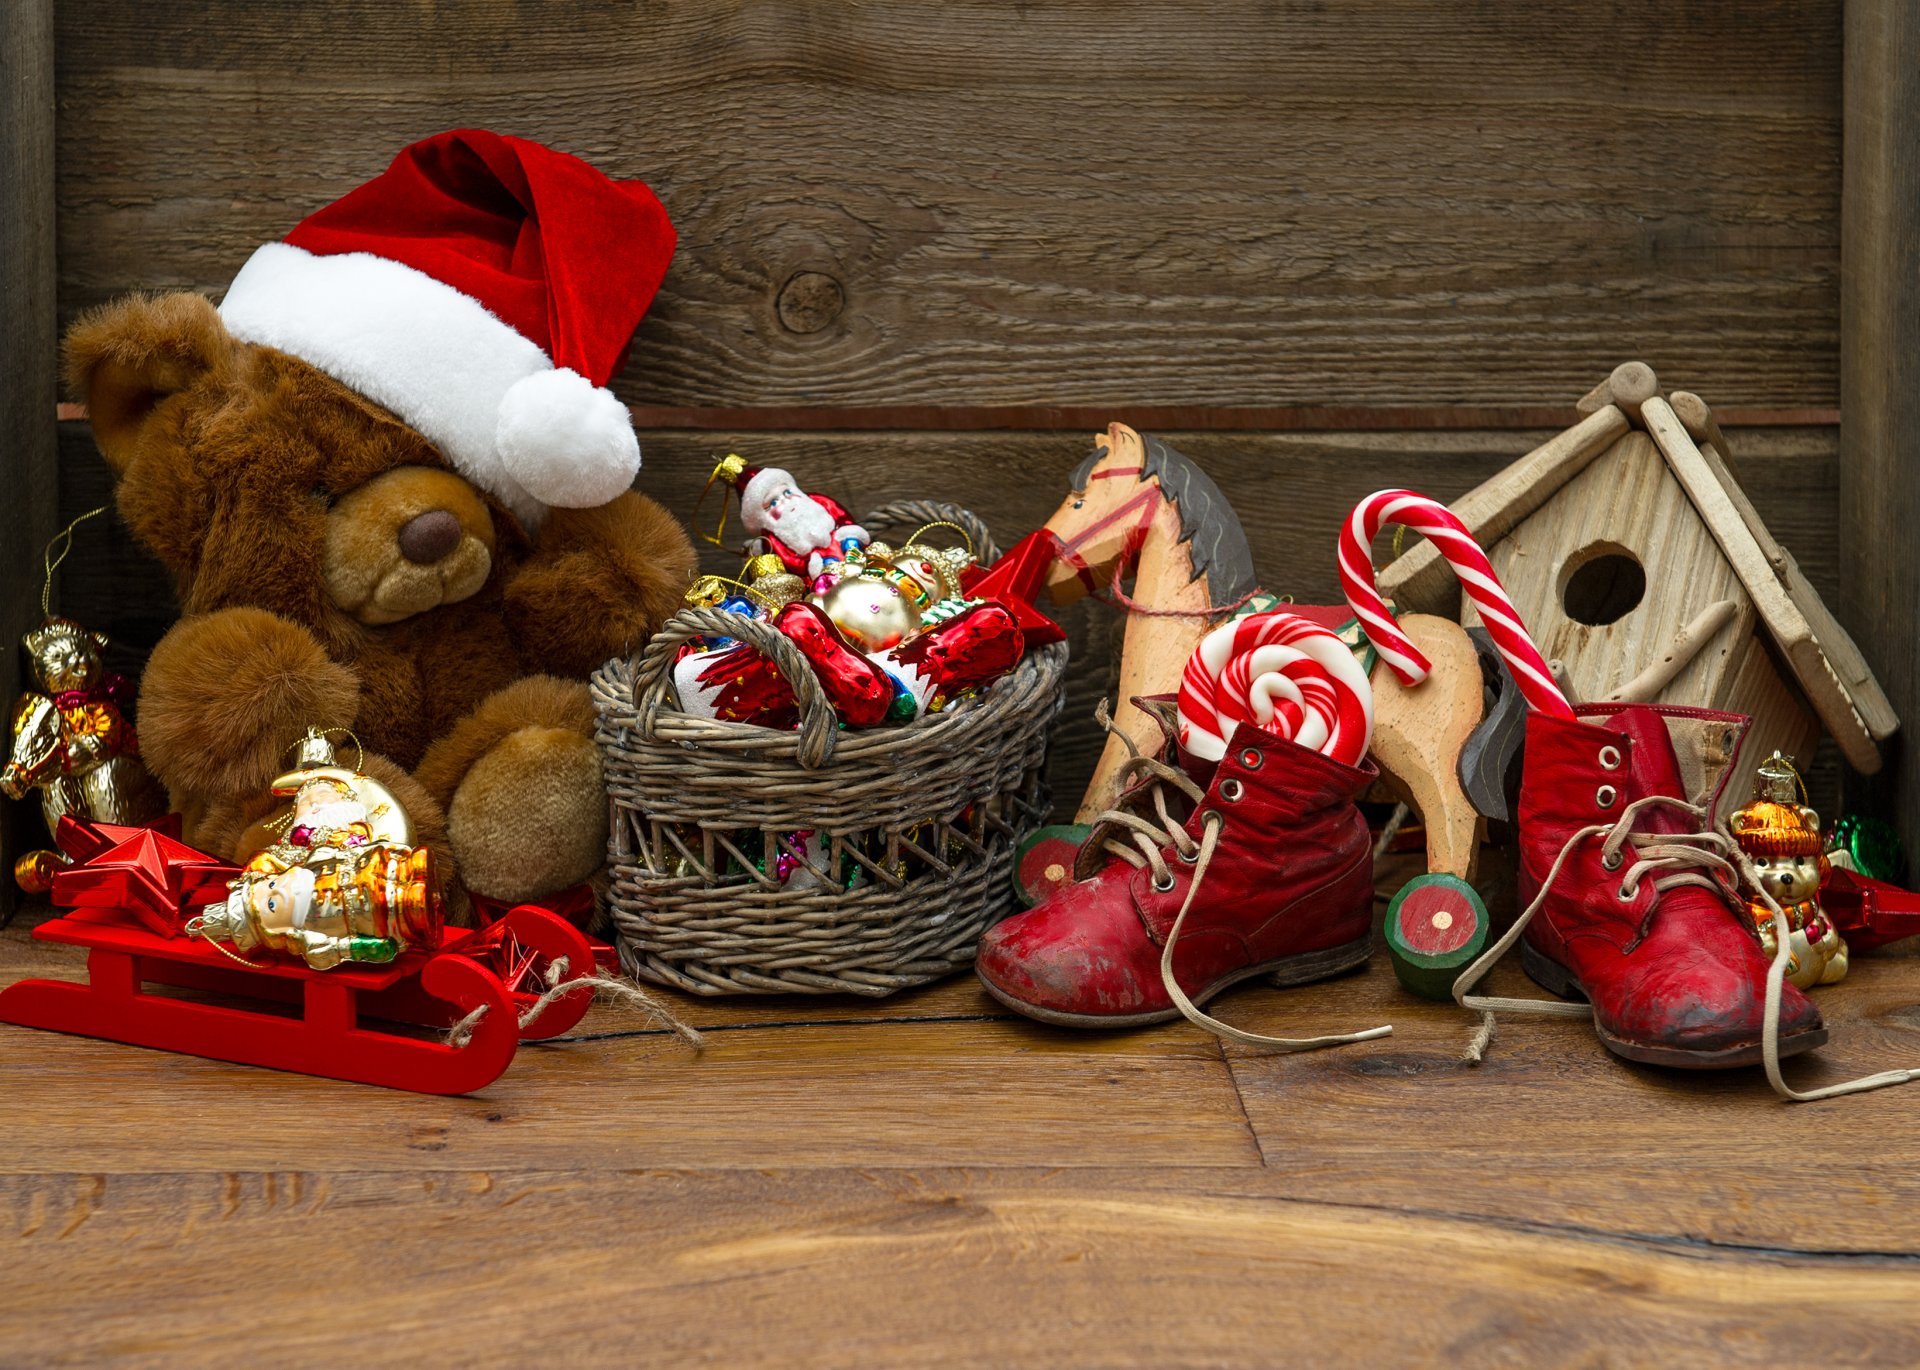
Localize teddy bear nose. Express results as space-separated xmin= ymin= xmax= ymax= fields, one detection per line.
xmin=398 ymin=509 xmax=463 ymax=564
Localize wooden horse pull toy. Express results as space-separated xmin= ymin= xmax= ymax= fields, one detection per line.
xmin=1013 ymin=425 xmax=1518 ymax=934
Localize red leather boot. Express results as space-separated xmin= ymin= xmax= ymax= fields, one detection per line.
xmin=976 ymin=700 xmax=1391 ymax=1049
xmin=1457 ymin=703 xmax=1828 ymax=1068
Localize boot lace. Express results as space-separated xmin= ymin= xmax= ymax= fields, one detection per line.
xmin=1087 ymin=740 xmax=1391 ymax=1054
xmin=1451 ymin=793 xmax=1920 ymax=1102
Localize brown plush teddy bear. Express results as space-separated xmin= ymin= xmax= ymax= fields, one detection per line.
xmin=61 ymin=130 xmax=696 ymax=910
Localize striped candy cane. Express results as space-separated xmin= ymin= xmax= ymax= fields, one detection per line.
xmin=1176 ymin=610 xmax=1374 ymax=766
xmin=1339 ymin=490 xmax=1574 ymax=720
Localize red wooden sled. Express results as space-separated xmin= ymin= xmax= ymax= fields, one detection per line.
xmin=0 ymin=904 xmax=596 ymax=1093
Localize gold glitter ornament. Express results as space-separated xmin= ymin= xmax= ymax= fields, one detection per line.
xmin=743 ymin=553 xmax=808 ymax=609
xmin=2 ymin=510 xmax=166 ymax=893
xmin=1730 ymin=751 xmax=1847 ymax=988
xmin=192 ymin=729 xmax=443 ymax=970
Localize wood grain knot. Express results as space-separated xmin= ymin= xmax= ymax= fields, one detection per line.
xmin=776 ymin=271 xmax=845 ymax=334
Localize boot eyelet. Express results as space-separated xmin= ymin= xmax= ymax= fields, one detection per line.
xmin=1239 ymin=748 xmax=1263 ymax=770
xmin=1617 ymin=882 xmax=1635 ymax=902
xmin=1152 ymin=870 xmax=1177 ymax=893
xmin=1595 ymin=784 xmax=1618 ymax=809
xmin=1179 ymin=846 xmax=1200 ymax=864
xmin=1601 ymin=851 xmax=1623 ymax=872
xmin=1598 ymin=746 xmax=1621 ymax=770
xmin=1219 ymin=778 xmax=1244 ymax=802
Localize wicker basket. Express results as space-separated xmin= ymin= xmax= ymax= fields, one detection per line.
xmin=590 ymin=502 xmax=1067 ymax=996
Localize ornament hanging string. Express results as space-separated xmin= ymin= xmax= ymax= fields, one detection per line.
xmin=182 ymin=917 xmax=271 ymax=970
xmin=903 ymin=520 xmax=976 ymax=558
xmin=693 ymin=573 xmax=781 ymax=613
xmin=40 ymin=506 xmax=110 ymax=617
xmin=282 ymin=726 xmax=367 ymax=776
xmin=694 ymin=452 xmax=749 ymax=551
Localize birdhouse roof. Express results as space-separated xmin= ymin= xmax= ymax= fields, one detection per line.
xmin=1377 ymin=374 xmax=1897 ymax=773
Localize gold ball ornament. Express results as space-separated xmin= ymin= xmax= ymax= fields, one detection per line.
xmin=815 ymin=573 xmax=922 ymax=651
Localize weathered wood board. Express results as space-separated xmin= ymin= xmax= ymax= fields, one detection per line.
xmin=55 ymin=0 xmax=1842 ymax=411
xmin=0 ymin=0 xmax=58 ymax=920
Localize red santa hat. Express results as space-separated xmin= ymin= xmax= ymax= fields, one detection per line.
xmin=219 ymin=129 xmax=675 ymax=528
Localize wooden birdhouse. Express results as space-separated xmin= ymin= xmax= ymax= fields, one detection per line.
xmin=1379 ymin=363 xmax=1898 ymax=808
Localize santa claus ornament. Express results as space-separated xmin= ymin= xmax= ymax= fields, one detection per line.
xmin=703 ymin=454 xmax=869 ymax=578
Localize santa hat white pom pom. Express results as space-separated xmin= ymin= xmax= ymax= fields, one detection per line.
xmin=496 ymin=368 xmax=640 ymax=509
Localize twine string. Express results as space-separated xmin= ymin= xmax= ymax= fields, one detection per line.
xmin=446 ymin=955 xmax=706 ymax=1050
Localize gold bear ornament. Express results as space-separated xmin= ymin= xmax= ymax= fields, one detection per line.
xmin=1 ymin=616 xmax=166 ymax=892
xmin=1730 ymin=752 xmax=1848 ymax=989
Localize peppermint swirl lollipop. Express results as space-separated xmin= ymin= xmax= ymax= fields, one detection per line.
xmin=1176 ymin=610 xmax=1373 ymax=766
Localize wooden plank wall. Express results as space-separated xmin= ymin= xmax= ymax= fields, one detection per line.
xmin=48 ymin=1 xmax=1852 ymax=814
xmin=2 ymin=0 xmax=58 ymax=919
xmin=1842 ymin=2 xmax=1920 ymax=866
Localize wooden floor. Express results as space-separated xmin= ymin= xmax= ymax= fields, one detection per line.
xmin=5 ymin=857 xmax=1920 ymax=1367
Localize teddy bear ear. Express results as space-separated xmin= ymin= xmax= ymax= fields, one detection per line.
xmin=62 ymin=292 xmax=235 ymax=476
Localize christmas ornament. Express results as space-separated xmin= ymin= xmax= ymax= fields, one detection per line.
xmin=815 ymin=566 xmax=923 ymax=652
xmin=1826 ymin=812 xmax=1904 ymax=883
xmin=51 ymin=822 xmax=238 ymax=938
xmin=1730 ymin=752 xmax=1847 ymax=988
xmin=807 ymin=520 xmax=979 ymax=653
xmin=1820 ymin=867 xmax=1920 ymax=954
xmin=1340 ymin=489 xmax=1573 ymax=720
xmin=959 ymin=529 xmax=1068 ymax=649
xmin=742 ymin=553 xmax=808 ymax=609
xmin=2 ymin=510 xmax=167 ymax=894
xmin=702 ymin=454 xmax=868 ymax=577
xmin=672 ymin=601 xmax=898 ymax=730
xmin=186 ymin=728 xmax=443 ymax=970
xmin=871 ymin=530 xmax=973 ymax=605
xmin=881 ymin=600 xmax=1025 ymax=715
xmin=1175 ymin=610 xmax=1373 ymax=768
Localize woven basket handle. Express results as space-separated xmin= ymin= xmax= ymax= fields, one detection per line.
xmin=859 ymin=500 xmax=1001 ymax=568
xmin=630 ymin=605 xmax=841 ymax=769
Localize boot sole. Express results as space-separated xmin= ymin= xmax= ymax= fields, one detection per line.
xmin=976 ymin=934 xmax=1374 ymax=1031
xmin=1520 ymin=941 xmax=1827 ymax=1070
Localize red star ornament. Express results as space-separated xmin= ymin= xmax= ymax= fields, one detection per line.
xmin=961 ymin=529 xmax=1069 ymax=647
xmin=50 ymin=827 xmax=238 ymax=938
xmin=53 ymin=813 xmax=184 ymax=866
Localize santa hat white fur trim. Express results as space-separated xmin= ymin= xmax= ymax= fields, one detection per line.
xmin=497 ymin=368 xmax=640 ymax=508
xmin=219 ymin=243 xmax=639 ymax=527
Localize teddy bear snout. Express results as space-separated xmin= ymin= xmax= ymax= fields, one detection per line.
xmin=399 ymin=509 xmax=464 ymax=565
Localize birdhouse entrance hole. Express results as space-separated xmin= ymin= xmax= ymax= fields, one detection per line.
xmin=1560 ymin=543 xmax=1646 ymax=627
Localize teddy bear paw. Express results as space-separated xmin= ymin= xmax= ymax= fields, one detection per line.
xmin=445 ymin=725 xmax=608 ymax=903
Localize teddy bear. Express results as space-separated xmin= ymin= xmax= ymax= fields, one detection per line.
xmin=60 ymin=129 xmax=696 ymax=911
